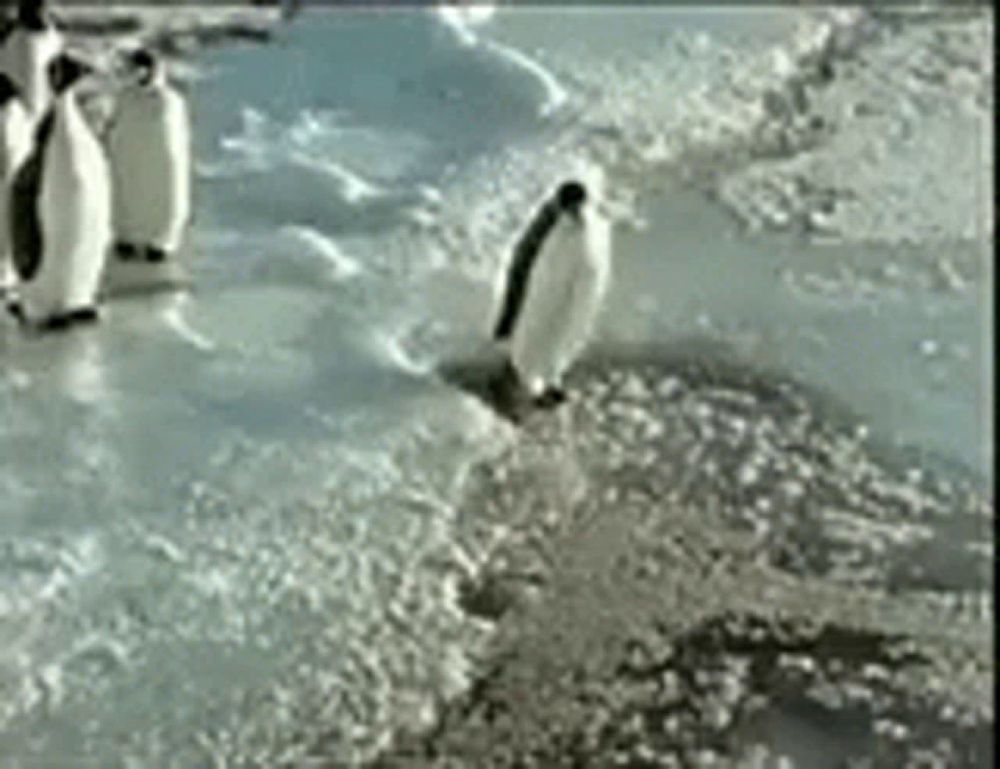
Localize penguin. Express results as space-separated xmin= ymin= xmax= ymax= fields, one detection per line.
xmin=0 ymin=72 xmax=32 ymax=295
xmin=0 ymin=0 xmax=63 ymax=127
xmin=493 ymin=179 xmax=612 ymax=407
xmin=106 ymin=48 xmax=191 ymax=264
xmin=8 ymin=53 xmax=111 ymax=330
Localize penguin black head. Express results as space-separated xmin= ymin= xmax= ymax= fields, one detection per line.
xmin=48 ymin=54 xmax=94 ymax=95
xmin=556 ymin=180 xmax=587 ymax=219
xmin=128 ymin=47 xmax=159 ymax=87
xmin=0 ymin=74 xmax=20 ymax=105
xmin=16 ymin=0 xmax=51 ymax=31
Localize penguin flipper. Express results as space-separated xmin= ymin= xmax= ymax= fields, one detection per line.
xmin=0 ymin=18 xmax=15 ymax=46
xmin=9 ymin=112 xmax=54 ymax=283
xmin=9 ymin=149 xmax=43 ymax=281
xmin=493 ymin=199 xmax=559 ymax=340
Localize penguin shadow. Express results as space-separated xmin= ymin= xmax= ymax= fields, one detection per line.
xmin=100 ymin=242 xmax=195 ymax=301
xmin=2 ymin=295 xmax=102 ymax=337
xmin=3 ymin=245 xmax=196 ymax=339
xmin=435 ymin=343 xmax=559 ymax=425
xmin=430 ymin=357 xmax=565 ymax=428
xmin=0 ymin=315 xmax=112 ymax=404
xmin=437 ymin=335 xmax=794 ymax=426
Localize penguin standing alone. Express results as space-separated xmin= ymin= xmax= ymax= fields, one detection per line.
xmin=106 ymin=48 xmax=191 ymax=264
xmin=0 ymin=0 xmax=63 ymax=127
xmin=0 ymin=73 xmax=31 ymax=294
xmin=493 ymin=179 xmax=612 ymax=407
xmin=9 ymin=53 xmax=111 ymax=329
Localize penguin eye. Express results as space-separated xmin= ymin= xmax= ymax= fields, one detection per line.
xmin=131 ymin=50 xmax=155 ymax=71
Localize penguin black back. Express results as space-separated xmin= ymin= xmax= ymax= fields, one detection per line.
xmin=0 ymin=73 xmax=20 ymax=106
xmin=0 ymin=17 xmax=14 ymax=46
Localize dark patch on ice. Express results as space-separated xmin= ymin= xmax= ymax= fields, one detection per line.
xmin=457 ymin=571 xmax=542 ymax=622
xmin=446 ymin=336 xmax=992 ymax=596
xmin=602 ymin=614 xmax=990 ymax=769
xmin=373 ymin=612 xmax=991 ymax=768
xmin=625 ymin=614 xmax=989 ymax=769
xmin=579 ymin=341 xmax=991 ymax=595
xmin=364 ymin=335 xmax=994 ymax=768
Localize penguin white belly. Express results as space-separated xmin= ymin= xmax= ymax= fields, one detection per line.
xmin=20 ymin=108 xmax=110 ymax=319
xmin=563 ymin=212 xmax=611 ymax=357
xmin=511 ymin=223 xmax=604 ymax=392
xmin=109 ymin=88 xmax=190 ymax=252
xmin=0 ymin=100 xmax=32 ymax=289
xmin=1 ymin=29 xmax=63 ymax=124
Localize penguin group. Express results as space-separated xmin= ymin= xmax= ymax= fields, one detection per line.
xmin=0 ymin=0 xmax=190 ymax=330
xmin=1 ymin=0 xmax=613 ymax=409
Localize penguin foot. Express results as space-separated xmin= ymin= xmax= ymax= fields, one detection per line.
xmin=39 ymin=314 xmax=73 ymax=332
xmin=116 ymin=242 xmax=140 ymax=261
xmin=534 ymin=386 xmax=568 ymax=409
xmin=66 ymin=306 xmax=101 ymax=324
xmin=144 ymin=246 xmax=168 ymax=263
xmin=6 ymin=299 xmax=26 ymax=325
xmin=37 ymin=306 xmax=101 ymax=332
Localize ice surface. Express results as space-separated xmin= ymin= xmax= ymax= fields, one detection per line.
xmin=0 ymin=6 xmax=992 ymax=767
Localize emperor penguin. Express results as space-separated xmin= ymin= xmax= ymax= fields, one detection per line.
xmin=493 ymin=179 xmax=612 ymax=407
xmin=106 ymin=48 xmax=191 ymax=264
xmin=0 ymin=0 xmax=63 ymax=127
xmin=8 ymin=53 xmax=111 ymax=329
xmin=0 ymin=72 xmax=32 ymax=294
